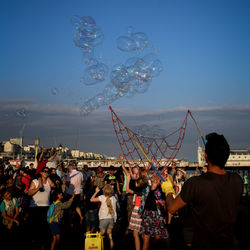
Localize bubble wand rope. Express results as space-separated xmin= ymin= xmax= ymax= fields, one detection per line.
xmin=188 ymin=110 xmax=206 ymax=147
xmin=109 ymin=106 xmax=165 ymax=182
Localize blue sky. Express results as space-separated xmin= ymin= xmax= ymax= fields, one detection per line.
xmin=0 ymin=0 xmax=250 ymax=161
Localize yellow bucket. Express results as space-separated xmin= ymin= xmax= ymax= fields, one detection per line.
xmin=85 ymin=232 xmax=104 ymax=250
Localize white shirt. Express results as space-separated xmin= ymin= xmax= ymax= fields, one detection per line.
xmin=29 ymin=179 xmax=51 ymax=207
xmin=66 ymin=169 xmax=83 ymax=195
xmin=98 ymin=195 xmax=117 ymax=222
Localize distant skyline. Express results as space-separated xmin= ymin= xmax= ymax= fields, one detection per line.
xmin=1 ymin=0 xmax=250 ymax=161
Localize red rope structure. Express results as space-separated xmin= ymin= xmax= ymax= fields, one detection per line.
xmin=110 ymin=107 xmax=189 ymax=179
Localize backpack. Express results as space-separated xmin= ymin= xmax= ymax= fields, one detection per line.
xmin=47 ymin=200 xmax=60 ymax=224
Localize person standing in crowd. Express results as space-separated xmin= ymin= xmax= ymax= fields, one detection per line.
xmin=21 ymin=168 xmax=32 ymax=194
xmin=115 ymin=165 xmax=124 ymax=194
xmin=126 ymin=172 xmax=148 ymax=250
xmin=83 ymin=178 xmax=99 ymax=233
xmin=48 ymin=189 xmax=75 ymax=250
xmin=138 ymin=178 xmax=168 ymax=250
xmin=5 ymin=176 xmax=15 ymax=196
xmin=82 ymin=164 xmax=93 ymax=188
xmin=36 ymin=147 xmax=58 ymax=174
xmin=93 ymin=166 xmax=106 ymax=189
xmin=56 ymin=164 xmax=63 ymax=179
xmin=163 ymin=132 xmax=244 ymax=250
xmin=50 ymin=168 xmax=62 ymax=189
xmin=21 ymin=168 xmax=32 ymax=220
xmin=120 ymin=155 xmax=142 ymax=227
xmin=65 ymin=164 xmax=84 ymax=224
xmin=173 ymin=168 xmax=186 ymax=195
xmin=28 ymin=163 xmax=36 ymax=179
xmin=28 ymin=167 xmax=55 ymax=249
xmin=104 ymin=166 xmax=120 ymax=194
xmin=170 ymin=161 xmax=177 ymax=177
xmin=91 ymin=185 xmax=117 ymax=250
xmin=104 ymin=166 xmax=121 ymax=219
xmin=0 ymin=167 xmax=6 ymax=191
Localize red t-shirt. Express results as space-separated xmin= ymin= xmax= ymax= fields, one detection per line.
xmin=21 ymin=175 xmax=31 ymax=192
xmin=36 ymin=160 xmax=48 ymax=174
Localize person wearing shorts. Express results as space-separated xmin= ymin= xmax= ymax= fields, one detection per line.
xmin=91 ymin=184 xmax=117 ymax=250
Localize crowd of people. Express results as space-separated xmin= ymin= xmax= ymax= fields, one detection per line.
xmin=0 ymin=133 xmax=247 ymax=250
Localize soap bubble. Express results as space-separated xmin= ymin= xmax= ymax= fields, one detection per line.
xmin=80 ymin=93 xmax=105 ymax=116
xmin=72 ymin=16 xmax=104 ymax=52
xmin=116 ymin=36 xmax=137 ymax=52
xmin=16 ymin=109 xmax=26 ymax=119
xmin=51 ymin=87 xmax=59 ymax=95
xmin=110 ymin=64 xmax=131 ymax=91
xmin=131 ymin=32 xmax=148 ymax=50
xmin=127 ymin=26 xmax=134 ymax=35
xmin=102 ymin=83 xmax=123 ymax=104
xmin=81 ymin=60 xmax=109 ymax=85
xmin=134 ymin=124 xmax=165 ymax=138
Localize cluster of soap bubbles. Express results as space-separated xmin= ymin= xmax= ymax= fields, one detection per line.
xmin=80 ymin=59 xmax=109 ymax=86
xmin=72 ymin=16 xmax=104 ymax=54
xmin=71 ymin=16 xmax=163 ymax=116
xmin=72 ymin=16 xmax=108 ymax=86
xmin=80 ymin=84 xmax=123 ymax=116
xmin=110 ymin=53 xmax=163 ymax=96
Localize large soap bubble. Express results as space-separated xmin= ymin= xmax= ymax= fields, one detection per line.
xmin=116 ymin=28 xmax=149 ymax=52
xmin=81 ymin=60 xmax=109 ymax=86
xmin=110 ymin=64 xmax=131 ymax=92
xmin=116 ymin=36 xmax=137 ymax=52
xmin=72 ymin=15 xmax=104 ymax=53
xmin=131 ymin=32 xmax=148 ymax=50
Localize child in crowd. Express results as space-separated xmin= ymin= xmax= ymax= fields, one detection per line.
xmin=120 ymin=155 xmax=142 ymax=225
xmin=83 ymin=178 xmax=99 ymax=233
xmin=126 ymin=173 xmax=148 ymax=250
xmin=48 ymin=189 xmax=75 ymax=250
xmin=138 ymin=178 xmax=168 ymax=250
xmin=0 ymin=188 xmax=20 ymax=230
xmin=90 ymin=184 xmax=117 ymax=250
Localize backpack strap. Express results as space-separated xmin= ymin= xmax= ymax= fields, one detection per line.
xmin=47 ymin=200 xmax=60 ymax=224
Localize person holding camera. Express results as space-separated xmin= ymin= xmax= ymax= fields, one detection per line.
xmin=28 ymin=167 xmax=55 ymax=248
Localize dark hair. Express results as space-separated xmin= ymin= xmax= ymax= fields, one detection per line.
xmin=23 ymin=168 xmax=30 ymax=174
xmin=137 ymin=176 xmax=148 ymax=189
xmin=1 ymin=188 xmax=8 ymax=197
xmin=205 ymin=133 xmax=230 ymax=168
xmin=51 ymin=188 xmax=63 ymax=202
xmin=109 ymin=165 xmax=115 ymax=171
xmin=35 ymin=173 xmax=42 ymax=179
